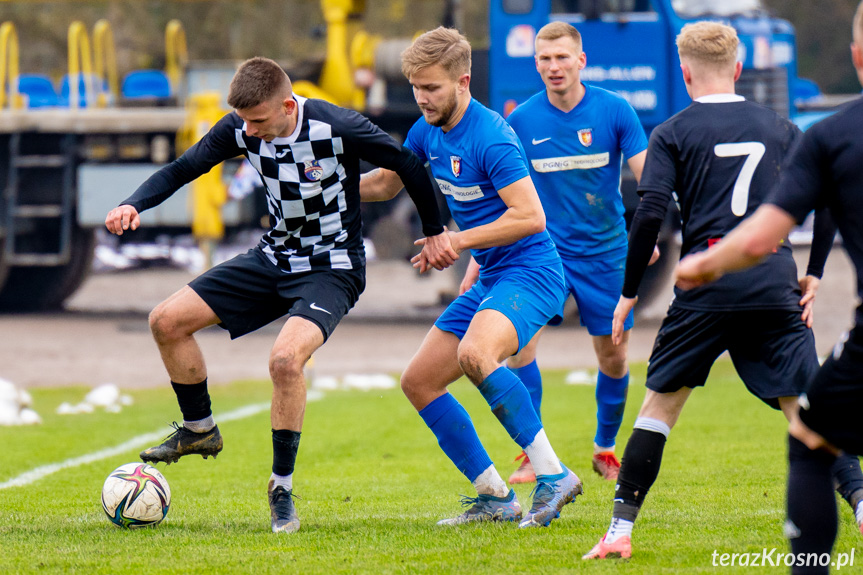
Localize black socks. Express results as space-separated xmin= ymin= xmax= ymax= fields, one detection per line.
xmin=171 ymin=379 xmax=212 ymax=422
xmin=613 ymin=428 xmax=667 ymax=522
xmin=272 ymin=429 xmax=302 ymax=476
xmin=787 ymin=434 xmax=837 ymax=575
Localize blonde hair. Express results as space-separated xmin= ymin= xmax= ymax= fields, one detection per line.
xmin=401 ymin=27 xmax=471 ymax=80
xmin=536 ymin=21 xmax=582 ymax=52
xmin=676 ymin=21 xmax=739 ymax=69
xmin=227 ymin=57 xmax=291 ymax=110
xmin=855 ymin=0 xmax=863 ymax=44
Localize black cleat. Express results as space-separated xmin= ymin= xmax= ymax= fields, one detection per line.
xmin=268 ymin=480 xmax=300 ymax=534
xmin=140 ymin=422 xmax=223 ymax=465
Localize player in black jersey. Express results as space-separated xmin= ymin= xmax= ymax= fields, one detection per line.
xmin=677 ymin=4 xmax=863 ymax=572
xmin=104 ymin=57 xmax=456 ymax=534
xmin=584 ymin=22 xmax=863 ymax=561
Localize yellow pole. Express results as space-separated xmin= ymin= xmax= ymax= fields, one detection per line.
xmin=188 ymin=92 xmax=227 ymax=269
xmin=319 ymin=0 xmax=355 ymax=107
xmin=0 ymin=22 xmax=22 ymax=110
xmin=165 ymin=19 xmax=187 ymax=97
xmin=93 ymin=19 xmax=118 ymax=107
xmin=67 ymin=21 xmax=96 ymax=109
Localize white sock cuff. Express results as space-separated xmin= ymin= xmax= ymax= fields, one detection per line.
xmin=184 ymin=415 xmax=215 ymax=433
xmin=270 ymin=472 xmax=293 ymax=491
xmin=633 ymin=417 xmax=671 ymax=438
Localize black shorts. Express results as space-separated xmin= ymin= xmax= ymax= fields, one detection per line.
xmin=188 ymin=246 xmax=365 ymax=340
xmin=799 ymin=327 xmax=863 ymax=455
xmin=646 ymin=306 xmax=818 ymax=409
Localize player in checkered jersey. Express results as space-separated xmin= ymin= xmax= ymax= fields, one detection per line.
xmin=104 ymin=57 xmax=457 ymax=534
xmin=362 ymin=27 xmax=583 ymax=528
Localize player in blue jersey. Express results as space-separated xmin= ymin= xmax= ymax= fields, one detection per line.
xmin=361 ymin=27 xmax=583 ymax=528
xmin=500 ymin=21 xmax=649 ymax=483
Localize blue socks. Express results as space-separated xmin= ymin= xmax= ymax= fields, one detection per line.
xmin=419 ymin=393 xmax=493 ymax=482
xmin=595 ymin=371 xmax=629 ymax=449
xmin=509 ymin=360 xmax=542 ymax=422
xmin=478 ymin=366 xmax=543 ymax=449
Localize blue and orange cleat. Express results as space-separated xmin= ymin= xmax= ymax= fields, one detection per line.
xmin=518 ymin=464 xmax=583 ymax=528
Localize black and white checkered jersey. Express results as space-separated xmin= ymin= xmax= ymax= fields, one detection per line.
xmin=122 ymin=95 xmax=443 ymax=274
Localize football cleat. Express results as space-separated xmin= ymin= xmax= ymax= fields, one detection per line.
xmin=268 ymin=480 xmax=300 ymax=534
xmin=437 ymin=489 xmax=522 ymax=525
xmin=582 ymin=534 xmax=632 ymax=559
xmin=508 ymin=451 xmax=536 ymax=484
xmin=140 ymin=422 xmax=223 ymax=465
xmin=518 ymin=464 xmax=583 ymax=528
xmin=592 ymin=451 xmax=621 ymax=481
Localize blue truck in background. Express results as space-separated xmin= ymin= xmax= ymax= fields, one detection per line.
xmin=481 ymin=0 xmax=817 ymax=301
xmin=489 ymin=0 xmax=807 ymax=131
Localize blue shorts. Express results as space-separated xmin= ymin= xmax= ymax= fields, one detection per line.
xmin=435 ymin=263 xmax=566 ymax=353
xmin=559 ymin=248 xmax=633 ymax=336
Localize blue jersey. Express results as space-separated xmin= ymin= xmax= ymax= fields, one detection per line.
xmin=507 ymin=84 xmax=647 ymax=258
xmin=405 ymin=98 xmax=560 ymax=276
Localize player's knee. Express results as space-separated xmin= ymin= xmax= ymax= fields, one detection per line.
xmin=598 ymin=353 xmax=627 ymax=379
xmin=456 ymin=343 xmax=484 ymax=383
xmin=269 ymin=348 xmax=306 ymax=384
xmin=149 ymin=305 xmax=181 ymax=345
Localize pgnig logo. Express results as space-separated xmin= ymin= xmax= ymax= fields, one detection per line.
xmin=712 ymin=549 xmax=855 ymax=570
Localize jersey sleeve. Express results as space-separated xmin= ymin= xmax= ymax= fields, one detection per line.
xmin=637 ymin=126 xmax=676 ymax=196
xmin=767 ymin=127 xmax=828 ymax=223
xmin=120 ymin=112 xmax=243 ymax=212
xmin=335 ymin=106 xmax=444 ymax=236
xmin=615 ymin=99 xmax=648 ymax=160
xmin=621 ymin=127 xmax=676 ymax=298
xmin=481 ymin=131 xmax=530 ymax=191
xmin=404 ymin=118 xmax=429 ymax=163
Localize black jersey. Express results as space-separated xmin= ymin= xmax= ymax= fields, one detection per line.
xmin=121 ymin=96 xmax=443 ymax=274
xmin=630 ymin=96 xmax=801 ymax=311
xmin=770 ymin=97 xmax=863 ymax=324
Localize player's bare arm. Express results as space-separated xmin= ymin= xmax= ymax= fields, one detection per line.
xmin=611 ymin=296 xmax=636 ymax=346
xmin=459 ymin=256 xmax=481 ymax=295
xmin=105 ymin=205 xmax=141 ymax=236
xmin=361 ymin=167 xmax=458 ymax=272
xmin=448 ymin=176 xmax=545 ymax=252
xmin=359 ymin=167 xmax=404 ymax=201
xmin=627 ymin=150 xmax=647 ymax=184
xmin=675 ymin=204 xmax=797 ymax=289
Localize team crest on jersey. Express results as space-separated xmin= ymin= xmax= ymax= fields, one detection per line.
xmin=304 ymin=160 xmax=324 ymax=181
xmin=450 ymin=156 xmax=462 ymax=177
xmin=578 ymin=129 xmax=593 ymax=147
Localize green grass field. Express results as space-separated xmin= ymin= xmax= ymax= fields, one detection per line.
xmin=1 ymin=361 xmax=860 ymax=574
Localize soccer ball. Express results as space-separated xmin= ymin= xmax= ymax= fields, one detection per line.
xmin=101 ymin=463 xmax=171 ymax=528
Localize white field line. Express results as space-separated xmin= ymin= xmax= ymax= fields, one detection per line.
xmin=0 ymin=392 xmax=322 ymax=490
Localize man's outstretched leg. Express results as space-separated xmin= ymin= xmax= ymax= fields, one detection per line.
xmin=460 ymin=310 xmax=583 ymax=529
xmin=140 ymin=286 xmax=224 ymax=464
xmin=584 ymin=388 xmax=690 ymax=559
xmin=402 ymin=327 xmax=523 ymax=525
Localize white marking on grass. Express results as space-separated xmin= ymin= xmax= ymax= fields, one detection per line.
xmin=0 ymin=396 xmax=321 ymax=490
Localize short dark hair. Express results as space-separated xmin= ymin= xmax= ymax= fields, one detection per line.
xmin=227 ymin=57 xmax=291 ymax=110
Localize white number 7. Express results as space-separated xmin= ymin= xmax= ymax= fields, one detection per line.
xmin=714 ymin=142 xmax=765 ymax=216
